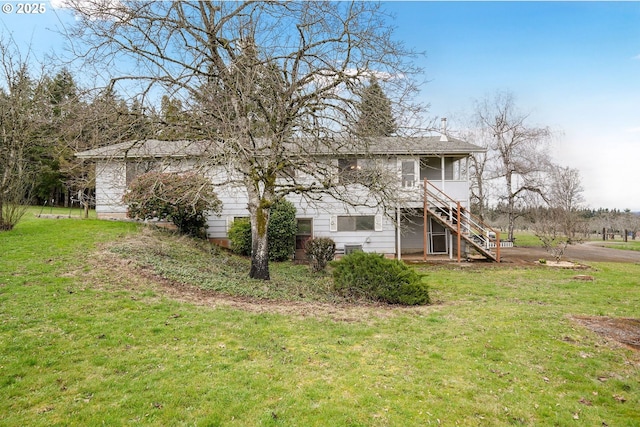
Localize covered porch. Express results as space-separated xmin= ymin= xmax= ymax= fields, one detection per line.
xmin=394 ymin=180 xmax=503 ymax=262
xmin=396 ymin=209 xmax=467 ymax=261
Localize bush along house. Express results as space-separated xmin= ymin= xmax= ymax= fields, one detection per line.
xmin=76 ymin=128 xmax=506 ymax=262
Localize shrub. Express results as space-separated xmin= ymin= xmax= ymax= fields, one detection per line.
xmin=305 ymin=237 xmax=336 ymax=272
xmin=268 ymin=199 xmax=297 ymax=261
xmin=332 ymin=251 xmax=429 ymax=305
xmin=123 ymin=172 xmax=222 ymax=238
xmin=228 ymin=218 xmax=252 ymax=256
xmin=227 ymin=199 xmax=297 ymax=261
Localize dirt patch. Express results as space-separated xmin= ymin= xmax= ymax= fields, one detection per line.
xmin=572 ymin=316 xmax=640 ymax=351
xmin=537 ymin=260 xmax=583 ymax=268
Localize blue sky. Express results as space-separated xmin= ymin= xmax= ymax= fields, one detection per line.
xmin=385 ymin=1 xmax=640 ymax=211
xmin=1 ymin=1 xmax=639 ymax=210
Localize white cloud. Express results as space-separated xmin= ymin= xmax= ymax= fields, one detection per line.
xmin=50 ymin=0 xmax=119 ymax=9
xmin=49 ymin=0 xmax=68 ymax=8
xmin=50 ymin=0 xmax=125 ymax=21
xmin=633 ymin=54 xmax=640 ymax=60
xmin=626 ymin=126 xmax=640 ymax=133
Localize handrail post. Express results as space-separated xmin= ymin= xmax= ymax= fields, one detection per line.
xmin=423 ymin=178 xmax=427 ymax=261
xmin=496 ymin=231 xmax=501 ymax=262
xmin=456 ymin=201 xmax=461 ymax=263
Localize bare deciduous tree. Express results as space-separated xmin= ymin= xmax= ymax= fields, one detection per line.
xmin=531 ymin=165 xmax=584 ymax=262
xmin=547 ymin=164 xmax=584 ymax=238
xmin=0 ymin=40 xmax=48 ymax=230
xmin=64 ymin=1 xmax=426 ymax=280
xmin=451 ymin=115 xmax=495 ymax=222
xmin=474 ymin=91 xmax=552 ymax=241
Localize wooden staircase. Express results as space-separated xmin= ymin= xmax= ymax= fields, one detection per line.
xmin=423 ymin=180 xmax=502 ymax=262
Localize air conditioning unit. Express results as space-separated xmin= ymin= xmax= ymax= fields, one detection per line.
xmin=344 ymin=244 xmax=363 ymax=254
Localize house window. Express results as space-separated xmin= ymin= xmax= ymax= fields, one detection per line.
xmin=295 ymin=218 xmax=313 ymax=251
xmin=420 ymin=156 xmax=467 ymax=181
xmin=126 ymin=161 xmax=157 ymax=185
xmin=337 ymin=215 xmax=375 ymax=231
xmin=449 ymin=156 xmax=467 ymax=180
xmin=420 ymin=157 xmax=442 ymax=181
xmin=338 ymin=158 xmax=360 ymax=184
xmin=443 ymin=157 xmax=454 ymax=180
xmin=402 ymin=160 xmax=416 ymax=187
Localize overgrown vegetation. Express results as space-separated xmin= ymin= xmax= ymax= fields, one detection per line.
xmin=110 ymin=227 xmax=334 ymax=302
xmin=332 ymin=251 xmax=430 ymax=305
xmin=304 ymin=237 xmax=336 ymax=272
xmin=1 ymin=210 xmax=639 ymax=426
xmin=123 ymin=171 xmax=221 ymax=237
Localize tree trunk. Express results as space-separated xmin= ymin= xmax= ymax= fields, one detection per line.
xmin=505 ymin=170 xmax=516 ymax=242
xmin=249 ymin=203 xmax=270 ymax=280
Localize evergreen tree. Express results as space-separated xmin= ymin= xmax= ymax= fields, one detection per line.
xmin=355 ymin=77 xmax=397 ymax=137
xmin=33 ymin=69 xmax=81 ymax=205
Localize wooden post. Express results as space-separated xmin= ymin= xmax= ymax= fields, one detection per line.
xmin=423 ymin=178 xmax=428 ymax=261
xmin=602 ymin=227 xmax=606 ymax=241
xmin=496 ymin=231 xmax=501 ymax=263
xmin=456 ymin=201 xmax=461 ymax=263
xmin=396 ymin=207 xmax=402 ymax=261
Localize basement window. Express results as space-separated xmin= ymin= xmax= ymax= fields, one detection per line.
xmin=337 ymin=215 xmax=375 ymax=232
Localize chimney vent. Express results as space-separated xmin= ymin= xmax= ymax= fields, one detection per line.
xmin=440 ymin=117 xmax=448 ymax=142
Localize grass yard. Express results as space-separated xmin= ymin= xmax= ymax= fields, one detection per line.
xmin=604 ymin=241 xmax=640 ymax=252
xmin=512 ymin=231 xmax=543 ymax=247
xmin=1 ymin=209 xmax=639 ymax=426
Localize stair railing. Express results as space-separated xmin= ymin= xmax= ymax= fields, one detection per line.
xmin=422 ymin=179 xmax=501 ymax=261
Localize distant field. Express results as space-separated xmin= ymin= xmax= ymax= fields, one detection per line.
xmin=1 ymin=209 xmax=639 ymax=426
xmin=511 ymin=231 xmax=635 ymax=249
xmin=512 ymin=231 xmax=542 ymax=247
xmin=603 ymin=240 xmax=640 ymax=252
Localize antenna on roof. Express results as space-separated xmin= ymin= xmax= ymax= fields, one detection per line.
xmin=440 ymin=117 xmax=448 ymax=142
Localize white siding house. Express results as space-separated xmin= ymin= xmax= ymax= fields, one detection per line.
xmin=77 ymin=136 xmax=502 ymax=261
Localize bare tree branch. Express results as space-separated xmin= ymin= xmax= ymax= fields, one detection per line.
xmin=65 ymin=0 xmax=428 ymax=279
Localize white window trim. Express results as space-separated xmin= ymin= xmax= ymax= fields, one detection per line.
xmin=330 ymin=214 xmax=383 ymax=232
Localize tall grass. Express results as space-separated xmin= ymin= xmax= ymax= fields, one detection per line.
xmin=1 ymin=210 xmax=639 ymax=426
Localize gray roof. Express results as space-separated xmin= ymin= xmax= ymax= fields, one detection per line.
xmin=75 ymin=136 xmax=484 ymax=159
xmin=75 ymin=140 xmax=212 ymax=159
xmin=337 ymin=136 xmax=485 ymax=155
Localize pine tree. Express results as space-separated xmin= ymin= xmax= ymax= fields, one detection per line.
xmin=355 ymin=77 xmax=397 ymax=137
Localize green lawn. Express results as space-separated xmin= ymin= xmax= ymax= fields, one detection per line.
xmin=603 ymin=240 xmax=640 ymax=252
xmin=1 ymin=210 xmax=639 ymax=426
xmin=512 ymin=231 xmax=543 ymax=247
